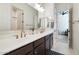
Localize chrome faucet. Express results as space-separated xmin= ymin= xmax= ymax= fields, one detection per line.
xmin=20 ymin=31 xmax=26 ymax=38
xmin=15 ymin=33 xmax=20 ymax=39
xmin=21 ymin=31 xmax=23 ymax=38
xmin=15 ymin=31 xmax=26 ymax=39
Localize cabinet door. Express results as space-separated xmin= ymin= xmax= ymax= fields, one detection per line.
xmin=6 ymin=43 xmax=33 ymax=55
xmin=45 ymin=33 xmax=53 ymax=54
xmin=34 ymin=37 xmax=44 ymax=48
xmin=45 ymin=35 xmax=50 ymax=54
xmin=49 ymin=34 xmax=53 ymax=49
xmin=34 ymin=43 xmax=45 ymax=55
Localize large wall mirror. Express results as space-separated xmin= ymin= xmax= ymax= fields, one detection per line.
xmin=0 ymin=6 xmax=24 ymax=39
xmin=0 ymin=4 xmax=54 ymax=39
xmin=38 ymin=17 xmax=48 ymax=29
xmin=38 ymin=17 xmax=54 ymax=29
xmin=0 ymin=4 xmax=39 ymax=39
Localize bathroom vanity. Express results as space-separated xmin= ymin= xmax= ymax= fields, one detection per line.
xmin=6 ymin=33 xmax=53 ymax=55
xmin=0 ymin=3 xmax=55 ymax=55
xmin=0 ymin=29 xmax=53 ymax=55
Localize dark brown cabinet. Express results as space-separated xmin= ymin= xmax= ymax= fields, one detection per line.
xmin=45 ymin=33 xmax=53 ymax=55
xmin=33 ymin=37 xmax=45 ymax=55
xmin=34 ymin=37 xmax=44 ymax=48
xmin=5 ymin=33 xmax=53 ymax=55
xmin=34 ymin=43 xmax=45 ymax=55
xmin=45 ymin=35 xmax=50 ymax=54
xmin=6 ymin=43 xmax=33 ymax=55
xmin=50 ymin=34 xmax=53 ymax=49
xmin=26 ymin=51 xmax=33 ymax=55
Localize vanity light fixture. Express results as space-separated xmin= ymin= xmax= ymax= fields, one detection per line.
xmin=35 ymin=3 xmax=45 ymax=12
xmin=35 ymin=3 xmax=40 ymax=8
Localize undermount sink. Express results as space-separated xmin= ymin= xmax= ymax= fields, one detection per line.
xmin=32 ymin=30 xmax=45 ymax=34
xmin=0 ymin=31 xmax=16 ymax=40
xmin=0 ymin=29 xmax=45 ymax=40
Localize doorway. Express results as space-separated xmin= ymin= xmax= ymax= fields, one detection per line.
xmin=57 ymin=10 xmax=69 ymax=44
xmin=51 ymin=9 xmax=73 ymax=54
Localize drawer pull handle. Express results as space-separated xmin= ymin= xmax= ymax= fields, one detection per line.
xmin=34 ymin=51 xmax=38 ymax=54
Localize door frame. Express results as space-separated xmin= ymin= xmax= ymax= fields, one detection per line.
xmin=55 ymin=8 xmax=73 ymax=48
xmin=69 ymin=8 xmax=73 ymax=48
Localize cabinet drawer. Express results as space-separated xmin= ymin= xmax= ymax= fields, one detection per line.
xmin=6 ymin=43 xmax=33 ymax=55
xmin=34 ymin=37 xmax=44 ymax=48
xmin=45 ymin=35 xmax=50 ymax=40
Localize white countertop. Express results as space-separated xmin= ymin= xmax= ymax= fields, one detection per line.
xmin=0 ymin=29 xmax=54 ymax=55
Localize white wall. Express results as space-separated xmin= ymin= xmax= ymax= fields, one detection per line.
xmin=0 ymin=4 xmax=11 ymax=31
xmin=55 ymin=3 xmax=72 ymax=12
xmin=72 ymin=3 xmax=79 ymax=54
xmin=0 ymin=3 xmax=38 ymax=31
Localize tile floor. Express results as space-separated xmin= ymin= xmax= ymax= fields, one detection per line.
xmin=51 ymin=32 xmax=75 ymax=55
